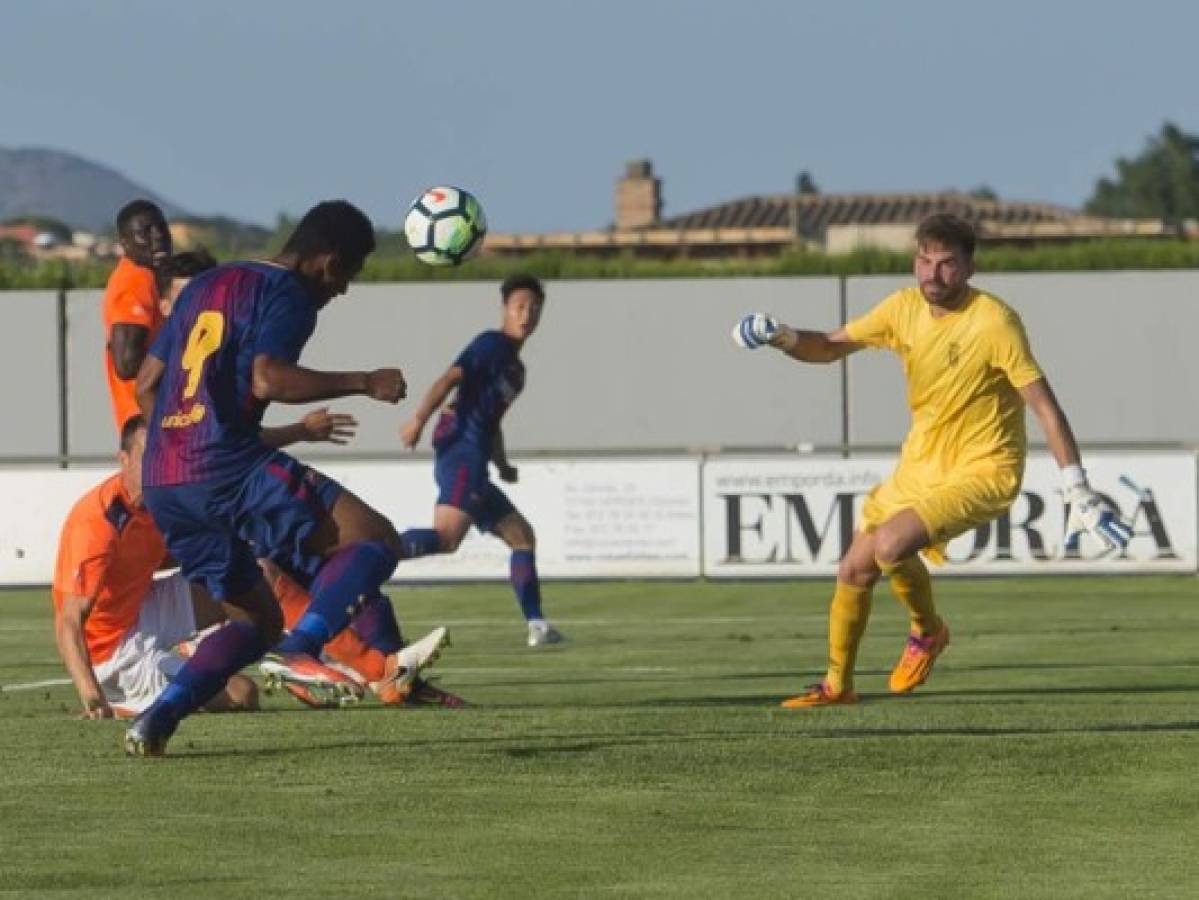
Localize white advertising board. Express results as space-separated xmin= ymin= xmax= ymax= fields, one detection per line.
xmin=0 ymin=452 xmax=1192 ymax=585
xmin=703 ymin=453 xmax=1197 ymax=576
xmin=0 ymin=458 xmax=702 ymax=585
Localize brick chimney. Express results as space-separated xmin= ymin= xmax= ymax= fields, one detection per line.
xmin=615 ymin=159 xmax=661 ymax=230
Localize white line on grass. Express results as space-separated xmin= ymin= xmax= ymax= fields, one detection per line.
xmin=1 ymin=677 xmax=71 ymax=692
xmin=427 ymin=616 xmax=769 ymax=626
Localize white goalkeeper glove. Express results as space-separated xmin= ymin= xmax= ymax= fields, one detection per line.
xmin=1063 ymin=466 xmax=1133 ymax=552
xmin=732 ymin=313 xmax=780 ymax=349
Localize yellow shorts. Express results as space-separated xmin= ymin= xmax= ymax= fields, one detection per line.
xmin=860 ymin=464 xmax=1021 ymax=565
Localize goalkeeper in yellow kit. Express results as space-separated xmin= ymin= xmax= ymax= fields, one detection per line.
xmin=733 ymin=214 xmax=1131 ymax=707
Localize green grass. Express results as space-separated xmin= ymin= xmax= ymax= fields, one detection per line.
xmin=2 ymin=577 xmax=1197 ymax=898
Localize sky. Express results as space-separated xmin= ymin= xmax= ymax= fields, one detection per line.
xmin=2 ymin=0 xmax=1196 ymax=233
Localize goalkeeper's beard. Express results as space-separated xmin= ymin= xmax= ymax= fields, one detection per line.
xmin=919 ymin=280 xmax=969 ymax=309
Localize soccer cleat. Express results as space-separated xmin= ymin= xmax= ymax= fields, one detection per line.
xmin=404 ymin=677 xmax=468 ymax=708
xmin=889 ymin=620 xmax=951 ymax=693
xmin=123 ymin=709 xmax=175 ymax=757
xmin=281 ymin=682 xmax=349 ymax=709
xmin=371 ymin=626 xmax=451 ymax=705
xmin=780 ymin=681 xmax=859 ymax=709
xmin=526 ymin=620 xmax=565 ymax=648
xmin=260 ymin=652 xmax=365 ymax=708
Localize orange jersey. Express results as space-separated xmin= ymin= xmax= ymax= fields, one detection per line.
xmin=102 ymin=257 xmax=163 ymax=433
xmin=52 ymin=473 xmax=166 ymax=664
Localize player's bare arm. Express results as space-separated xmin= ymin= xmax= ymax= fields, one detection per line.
xmin=1020 ymin=378 xmax=1082 ymax=468
xmin=1021 ymin=376 xmax=1132 ymax=549
xmin=134 ymin=354 xmax=166 ymax=420
xmin=491 ymin=428 xmax=518 ymax=483
xmin=732 ymin=313 xmax=863 ymax=362
xmin=400 ymin=365 xmax=464 ymax=448
xmin=110 ymin=324 xmax=152 ymax=380
xmin=54 ymin=593 xmax=112 ymax=719
xmin=260 ymin=408 xmax=359 ymax=448
xmin=251 ymin=355 xmax=406 ymax=405
xmin=774 ymin=325 xmax=864 ymax=363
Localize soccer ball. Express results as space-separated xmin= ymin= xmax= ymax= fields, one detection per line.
xmin=403 ymin=186 xmax=487 ymax=266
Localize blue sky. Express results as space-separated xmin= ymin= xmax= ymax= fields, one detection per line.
xmin=2 ymin=0 xmax=1195 ymax=232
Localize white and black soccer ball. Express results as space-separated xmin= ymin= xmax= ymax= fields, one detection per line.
xmin=403 ymin=186 xmax=487 ymax=266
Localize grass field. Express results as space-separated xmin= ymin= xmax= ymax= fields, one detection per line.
xmin=1 ymin=576 xmax=1197 ymax=899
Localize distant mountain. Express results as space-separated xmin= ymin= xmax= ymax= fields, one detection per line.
xmin=0 ymin=146 xmax=190 ymax=233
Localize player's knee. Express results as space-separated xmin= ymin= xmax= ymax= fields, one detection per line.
xmin=437 ymin=526 xmax=465 ymax=553
xmin=350 ymin=517 xmax=404 ymax=562
xmin=513 ymin=522 xmax=535 ymax=551
xmin=225 ymin=675 xmax=259 ymax=712
xmin=873 ymin=533 xmax=909 ymax=571
xmin=837 ymin=556 xmax=879 ymax=589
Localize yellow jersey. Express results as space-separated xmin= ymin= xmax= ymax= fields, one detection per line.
xmin=845 ymin=286 xmax=1044 ymax=477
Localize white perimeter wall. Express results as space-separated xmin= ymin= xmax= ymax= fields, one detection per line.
xmin=6 ymin=270 xmax=1199 ymax=460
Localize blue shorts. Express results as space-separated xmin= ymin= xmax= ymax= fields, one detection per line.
xmin=144 ymin=451 xmax=344 ymax=601
xmin=434 ymin=447 xmax=516 ymax=533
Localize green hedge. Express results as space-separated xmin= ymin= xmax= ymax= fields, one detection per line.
xmin=6 ymin=240 xmax=1199 ymax=290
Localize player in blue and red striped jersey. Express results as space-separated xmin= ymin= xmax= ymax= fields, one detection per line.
xmin=399 ymin=274 xmax=563 ymax=647
xmin=125 ymin=200 xmax=449 ymax=756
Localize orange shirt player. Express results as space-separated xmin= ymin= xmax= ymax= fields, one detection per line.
xmin=103 ymin=200 xmax=171 ymax=433
xmin=52 ymin=416 xmax=256 ymax=718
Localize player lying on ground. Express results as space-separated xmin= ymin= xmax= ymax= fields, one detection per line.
xmin=53 ymin=416 xmax=256 ymax=718
xmin=54 ymin=415 xmax=456 ymax=720
xmin=398 ymin=274 xmax=564 ymax=648
xmin=733 ymin=213 xmax=1132 ymax=708
xmin=127 ymin=201 xmax=449 ymax=756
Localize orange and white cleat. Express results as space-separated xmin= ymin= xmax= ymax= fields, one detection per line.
xmin=370 ymin=626 xmax=451 ymax=706
xmin=780 ymin=681 xmax=859 ymax=709
xmin=260 ymin=652 xmax=365 ymax=708
xmin=889 ymin=620 xmax=950 ymax=693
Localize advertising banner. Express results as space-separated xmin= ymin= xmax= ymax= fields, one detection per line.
xmin=702 ymin=453 xmax=1196 ymax=576
xmin=0 ymin=458 xmax=702 ymax=585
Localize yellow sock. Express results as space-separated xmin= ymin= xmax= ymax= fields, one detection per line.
xmin=878 ymin=555 xmax=941 ymax=637
xmin=826 ymin=582 xmax=873 ymax=695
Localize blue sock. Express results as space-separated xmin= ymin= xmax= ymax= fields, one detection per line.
xmin=400 ymin=528 xmax=442 ymax=560
xmin=351 ymin=590 xmax=405 ymax=655
xmin=276 ymin=541 xmax=399 ymax=657
xmin=510 ymin=549 xmax=544 ymax=621
xmin=147 ymin=620 xmax=268 ymax=731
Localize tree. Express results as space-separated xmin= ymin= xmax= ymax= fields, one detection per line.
xmin=795 ymin=171 xmax=820 ymax=195
xmin=1085 ymin=122 xmax=1199 ymax=224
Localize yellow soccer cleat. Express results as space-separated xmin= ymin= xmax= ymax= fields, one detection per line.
xmin=889 ymin=620 xmax=950 ymax=693
xmin=780 ymin=681 xmax=859 ymax=709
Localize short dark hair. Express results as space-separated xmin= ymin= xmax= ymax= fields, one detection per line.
xmin=120 ymin=414 xmax=146 ymax=453
xmin=915 ymin=213 xmax=976 ymax=258
xmin=167 ymin=249 xmax=218 ymax=279
xmin=280 ymin=200 xmax=376 ymax=264
xmin=500 ymin=273 xmax=545 ymax=303
xmin=116 ymin=200 xmax=166 ymax=236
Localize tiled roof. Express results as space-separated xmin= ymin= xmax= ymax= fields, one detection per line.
xmin=656 ymin=191 xmax=1085 ymax=235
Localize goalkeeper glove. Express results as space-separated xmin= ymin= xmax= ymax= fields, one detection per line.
xmin=1062 ymin=466 xmax=1133 ymax=551
xmin=732 ymin=313 xmax=780 ymax=349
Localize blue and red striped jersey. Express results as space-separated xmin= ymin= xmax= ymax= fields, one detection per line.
xmin=432 ymin=330 xmax=525 ymax=454
xmin=143 ymin=261 xmax=316 ymax=486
